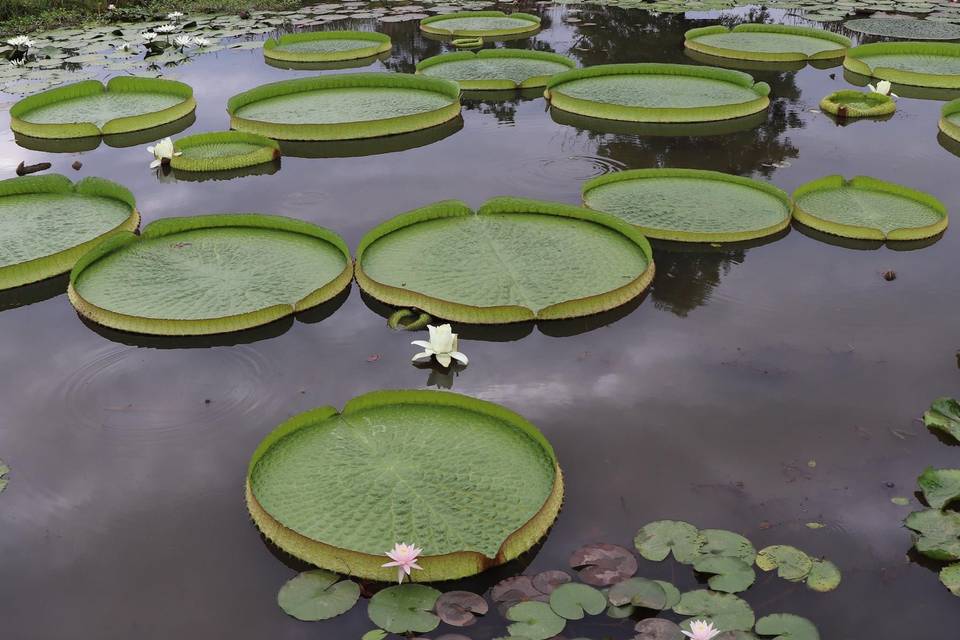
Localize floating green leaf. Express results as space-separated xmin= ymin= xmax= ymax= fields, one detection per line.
xmin=844 ymin=42 xmax=960 ymax=89
xmin=805 ymin=559 xmax=841 ymax=593
xmin=754 ymin=613 xmax=820 ymax=640
xmin=923 ymin=397 xmax=960 ymax=442
xmin=277 ymin=570 xmax=360 ymax=621
xmin=918 ymin=467 xmax=960 ymax=509
xmin=420 ymin=11 xmax=541 ymax=37
xmin=694 ymin=529 xmax=757 ymax=565
xmin=548 ymin=583 xmax=606 ymax=620
xmin=819 ymin=90 xmax=896 ymax=119
xmin=654 ymin=580 xmax=682 ymax=609
xmin=171 ymin=131 xmax=279 ymax=172
xmin=634 ymin=618 xmax=685 ymax=640
xmin=693 ymin=556 xmax=756 ymax=593
xmin=685 ymin=24 xmax=850 ymax=62
xmin=368 ymin=584 xmax=441 ymax=635
xmin=905 ymin=508 xmax=960 ymax=561
xmin=755 ymin=546 xmax=813 ymax=581
xmin=607 ymin=577 xmax=668 ymax=609
xmin=673 ymin=590 xmax=755 ymax=631
xmin=416 ymin=49 xmax=574 ymax=90
xmin=360 ymin=630 xmax=387 ymax=640
xmin=940 ymin=563 xmax=960 ymax=596
xmin=506 ymin=601 xmax=566 ymax=640
xmin=634 ymin=520 xmax=701 ymax=563
xmin=263 ymin=31 xmax=391 ymax=63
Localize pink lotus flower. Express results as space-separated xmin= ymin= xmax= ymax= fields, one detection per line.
xmin=682 ymin=619 xmax=721 ymax=640
xmin=382 ymin=542 xmax=423 ymax=583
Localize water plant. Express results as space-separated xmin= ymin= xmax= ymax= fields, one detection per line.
xmin=382 ymin=542 xmax=424 ymax=583
xmin=684 ymin=24 xmax=850 ymax=63
xmin=168 ymin=131 xmax=280 ymax=172
xmin=416 ymin=49 xmax=575 ymax=91
xmin=419 ymin=11 xmax=541 ymax=38
xmin=843 ymin=42 xmax=960 ymax=89
xmin=411 ymin=324 xmax=469 ymax=368
xmin=262 ymin=31 xmax=391 ymax=63
xmin=147 ymin=136 xmax=180 ymax=169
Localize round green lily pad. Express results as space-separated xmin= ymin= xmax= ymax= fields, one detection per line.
xmin=940 ymin=562 xmax=960 ymax=596
xmin=919 ymin=467 xmax=960 ymax=510
xmin=420 ymin=11 xmax=541 ymax=38
xmin=68 ymin=214 xmax=352 ymax=336
xmin=506 ymin=601 xmax=566 ymax=640
xmin=0 ymin=174 xmax=139 ymax=291
xmin=755 ymin=545 xmax=813 ymax=582
xmin=694 ymin=529 xmax=757 ymax=565
xmin=170 ymin=131 xmax=280 ymax=172
xmin=843 ymin=42 xmax=960 ymax=88
xmin=906 ymin=508 xmax=960 ymax=561
xmin=791 ymin=175 xmax=948 ymax=241
xmin=368 ymin=584 xmax=441 ymax=634
xmin=634 ymin=520 xmax=701 ymax=563
xmin=805 ymin=559 xmax=842 ymax=592
xmin=673 ymin=590 xmax=755 ymax=631
xmin=545 ymin=63 xmax=770 ymax=123
xmin=844 ymin=18 xmax=960 ymax=41
xmin=754 ymin=613 xmax=820 ymax=640
xmin=582 ymin=168 xmax=790 ymax=243
xmin=227 ymin=73 xmax=461 ymax=141
xmin=693 ymin=556 xmax=756 ymax=593
xmin=819 ymin=89 xmax=896 ymax=118
xmin=263 ymin=31 xmax=391 ymax=63
xmin=10 ymin=76 xmax=196 ymax=139
xmin=246 ymin=390 xmax=563 ymax=581
xmin=277 ymin=569 xmax=360 ymax=621
xmin=607 ymin=578 xmax=669 ymax=610
xmin=416 ymin=49 xmax=575 ymax=90
xmin=548 ymin=583 xmax=606 ymax=620
xmin=355 ymin=197 xmax=654 ymax=325
xmin=924 ymin=397 xmax=960 ymax=442
xmin=684 ymin=24 xmax=850 ymax=62
xmin=939 ymin=97 xmax=960 ymax=144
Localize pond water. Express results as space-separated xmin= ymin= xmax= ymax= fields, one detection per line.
xmin=2 ymin=3 xmax=959 ymax=638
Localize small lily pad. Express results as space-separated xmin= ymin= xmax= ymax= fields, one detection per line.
xmin=755 ymin=546 xmax=813 ymax=581
xmin=367 ymin=584 xmax=441 ymax=635
xmin=531 ymin=570 xmax=571 ymax=595
xmin=548 ymin=583 xmax=606 ymax=620
xmin=569 ymin=543 xmax=638 ymax=586
xmin=891 ymin=497 xmax=911 ymax=506
xmin=693 ymin=556 xmax=756 ymax=593
xmin=505 ymin=601 xmax=566 ymax=640
xmin=361 ymin=630 xmax=387 ymax=640
xmin=634 ymin=618 xmax=685 ymax=640
xmin=654 ymin=580 xmax=682 ymax=609
xmin=918 ymin=467 xmax=960 ymax=510
xmin=754 ymin=613 xmax=820 ymax=640
xmin=673 ymin=590 xmax=755 ymax=631
xmin=436 ymin=591 xmax=488 ymax=627
xmin=940 ymin=563 xmax=960 ymax=596
xmin=905 ymin=508 xmax=960 ymax=561
xmin=277 ymin=569 xmax=360 ymax=621
xmin=634 ymin=520 xmax=700 ymax=563
xmin=925 ymin=397 xmax=960 ymax=441
xmin=805 ymin=559 xmax=841 ymax=593
xmin=695 ymin=529 xmax=757 ymax=565
xmin=607 ymin=577 xmax=668 ymax=609
xmin=491 ymin=576 xmax=548 ymax=606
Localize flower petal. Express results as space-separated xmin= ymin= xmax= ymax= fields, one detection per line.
xmin=411 ymin=351 xmax=432 ymax=362
xmin=450 ymin=351 xmax=468 ymax=365
xmin=436 ymin=353 xmax=452 ymax=368
xmin=410 ymin=340 xmax=432 ymax=349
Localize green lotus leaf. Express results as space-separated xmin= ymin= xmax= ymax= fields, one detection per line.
xmin=607 ymin=577 xmax=668 ymax=609
xmin=791 ymin=175 xmax=947 ymax=242
xmin=634 ymin=618 xmax=685 ymax=640
xmin=10 ymin=76 xmax=195 ymax=139
xmin=582 ymin=169 xmax=790 ymax=243
xmin=356 ymin=197 xmax=654 ymax=325
xmin=673 ymin=590 xmax=755 ymax=631
xmin=844 ymin=18 xmax=960 ymax=40
xmin=69 ymin=214 xmax=352 ymax=336
xmin=805 ymin=559 xmax=841 ymax=592
xmin=684 ymin=24 xmax=850 ymax=62
xmin=905 ymin=508 xmax=960 ymax=561
xmin=923 ymin=397 xmax=960 ymax=442
xmin=918 ymin=467 xmax=960 ymax=510
xmin=170 ymin=131 xmax=280 ymax=173
xmin=844 ymin=42 xmax=960 ymax=88
xmin=361 ymin=630 xmax=387 ymax=640
xmin=940 ymin=563 xmax=960 ymax=596
xmin=277 ymin=570 xmax=360 ymax=621
xmin=263 ymin=31 xmax=391 ymax=63
xmin=416 ymin=49 xmax=574 ymax=90
xmin=655 ymin=580 xmax=682 ymax=608
xmin=0 ymin=174 xmax=139 ymax=291
xmin=247 ymin=390 xmax=563 ymax=581
xmin=634 ymin=520 xmax=701 ymax=563
xmin=754 ymin=613 xmax=820 ymax=640
xmin=693 ymin=556 xmax=756 ymax=593
xmin=818 ymin=90 xmax=896 ymax=119
xmin=506 ymin=601 xmax=566 ymax=640
xmin=420 ymin=11 xmax=541 ymax=37
xmin=693 ymin=529 xmax=757 ymax=565
xmin=0 ymin=459 xmax=8 ymax=494
xmin=545 ymin=63 xmax=770 ymax=124
xmin=227 ymin=73 xmax=461 ymax=141
xmin=755 ymin=546 xmax=813 ymax=581
xmin=548 ymin=583 xmax=606 ymax=620
xmin=368 ymin=584 xmax=441 ymax=634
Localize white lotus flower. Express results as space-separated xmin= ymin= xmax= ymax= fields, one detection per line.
xmin=7 ymin=35 xmax=34 ymax=51
xmin=192 ymin=36 xmax=210 ymax=47
xmin=174 ymin=35 xmax=192 ymax=48
xmin=868 ymin=80 xmax=898 ymax=98
xmin=147 ymin=137 xmax=181 ymax=169
xmin=411 ymin=324 xmax=468 ymax=368
xmin=155 ymin=24 xmax=178 ymax=34
xmin=140 ymin=31 xmax=158 ymax=42
xmin=682 ymin=619 xmax=721 ymax=640
xmin=166 ymin=11 xmax=184 ymax=21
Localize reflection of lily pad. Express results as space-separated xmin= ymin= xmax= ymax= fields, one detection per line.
xmin=673 ymin=590 xmax=755 ymax=631
xmin=634 ymin=618 xmax=684 ymax=640
xmin=171 ymin=131 xmax=280 ymax=172
xmin=924 ymin=397 xmax=960 ymax=442
xmin=754 ymin=613 xmax=820 ymax=640
xmin=940 ymin=563 xmax=960 ymax=596
xmin=417 ymin=49 xmax=574 ymax=90
xmin=69 ymin=214 xmax=352 ymax=336
xmin=906 ymin=509 xmax=960 ymax=561
xmin=843 ymin=42 xmax=960 ymax=89
xmin=0 ymin=175 xmax=139 ymax=291
xmin=420 ymin=11 xmax=541 ymax=38
xmin=568 ymin=543 xmax=638 ymax=586
xmin=247 ymin=390 xmax=563 ymax=581
xmin=505 ymin=601 xmax=566 ymax=640
xmin=277 ymin=570 xmax=360 ymax=621
xmin=819 ymin=90 xmax=896 ymax=119
xmin=918 ymin=467 xmax=960 ymax=510
xmin=634 ymin=520 xmax=700 ymax=563
xmin=693 ymin=556 xmax=756 ymax=593
xmin=11 ymin=76 xmax=195 ymax=139
xmin=549 ymin=583 xmax=606 ymax=620
xmin=355 ymin=197 xmax=654 ymax=324
xmin=436 ymin=590 xmax=488 ymax=626
xmin=368 ymin=584 xmax=441 ymax=634
xmin=685 ymin=24 xmax=849 ymax=62
xmin=263 ymin=31 xmax=391 ymax=63
xmin=791 ymin=175 xmax=948 ymax=241
xmin=755 ymin=546 xmax=813 ymax=581
xmin=607 ymin=577 xmax=668 ymax=609
xmin=545 ymin=63 xmax=770 ymax=123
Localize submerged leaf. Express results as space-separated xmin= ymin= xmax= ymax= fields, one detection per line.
xmin=634 ymin=520 xmax=700 ymax=563
xmin=673 ymin=590 xmax=755 ymax=631
xmin=693 ymin=556 xmax=756 ymax=593
xmin=505 ymin=601 xmax=566 ymax=640
xmin=548 ymin=583 xmax=606 ymax=620
xmin=755 ymin=545 xmax=813 ymax=581
xmin=569 ymin=543 xmax=639 ymax=586
xmin=923 ymin=397 xmax=960 ymax=442
xmin=918 ymin=467 xmax=960 ymax=510
xmin=435 ymin=591 xmax=488 ymax=627
xmin=367 ymin=584 xmax=441 ymax=634
xmin=277 ymin=569 xmax=360 ymax=621
xmin=754 ymin=613 xmax=820 ymax=640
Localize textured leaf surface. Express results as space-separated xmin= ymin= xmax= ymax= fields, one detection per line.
xmin=420 ymin=57 xmax=571 ymax=84
xmin=634 ymin=618 xmax=684 ymax=640
xmin=436 ymin=590 xmax=488 ymax=626
xmin=424 ymin=16 xmax=537 ymax=34
xmin=693 ymin=556 xmax=756 ymax=593
xmin=607 ymin=577 xmax=668 ymax=609
xmin=940 ymin=563 xmax=960 ymax=596
xmin=20 ymin=93 xmax=183 ymax=128
xmin=924 ymin=397 xmax=960 ymax=441
xmin=918 ymin=467 xmax=960 ymax=510
xmin=568 ymin=543 xmax=638 ymax=586
xmin=73 ymin=226 xmax=346 ymax=320
xmin=905 ymin=508 xmax=960 ymax=561
xmin=691 ymin=32 xmax=842 ymax=56
xmin=368 ymin=584 xmax=440 ymax=634
xmin=755 ymin=546 xmax=813 ymax=581
xmin=694 ymin=529 xmax=757 ymax=565
xmin=673 ymin=590 xmax=755 ymax=631
xmin=845 ymin=19 xmax=960 ymax=41
xmin=554 ymin=74 xmax=760 ymax=108
xmin=754 ymin=613 xmax=820 ymax=640
xmin=634 ymin=520 xmax=700 ymax=563
xmin=277 ymin=570 xmax=360 ymax=621
xmin=234 ymin=87 xmax=452 ymax=125
xmin=178 ymin=142 xmax=265 ymax=159
xmin=273 ymin=38 xmax=384 ymax=54
xmin=805 ymin=559 xmax=841 ymax=592
xmin=855 ymin=53 xmax=960 ymax=76
xmin=548 ymin=583 xmax=606 ymax=620
xmin=250 ymin=401 xmax=557 ymax=557
xmin=506 ymin=601 xmax=566 ymax=640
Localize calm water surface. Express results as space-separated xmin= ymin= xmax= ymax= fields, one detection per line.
xmin=1 ymin=4 xmax=959 ymax=638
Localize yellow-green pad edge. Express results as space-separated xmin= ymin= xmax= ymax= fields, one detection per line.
xmin=939 ymin=98 xmax=960 ymax=143
xmin=685 ymin=24 xmax=850 ymax=63
xmin=843 ymin=42 xmax=960 ymax=89
xmin=819 ymin=90 xmax=896 ymax=118
xmin=262 ymin=31 xmax=391 ymax=63
xmin=419 ymin=11 xmax=540 ymax=38
xmin=416 ymin=48 xmax=575 ymax=90
xmin=171 ymin=131 xmax=280 ymax=172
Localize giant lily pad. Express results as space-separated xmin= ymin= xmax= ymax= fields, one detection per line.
xmin=544 ymin=63 xmax=770 ymax=123
xmin=10 ymin=77 xmax=195 ymax=139
xmin=277 ymin=569 xmax=360 ymax=621
xmin=673 ymin=590 xmax=755 ymax=631
xmin=923 ymin=397 xmax=960 ymax=442
xmin=170 ymin=131 xmax=280 ymax=172
xmin=0 ymin=174 xmax=139 ymax=291
xmin=634 ymin=520 xmax=701 ymax=563
xmin=355 ymin=197 xmax=654 ymax=324
xmin=263 ymin=31 xmax=391 ymax=63
xmin=940 ymin=99 xmax=960 ymax=146
xmin=918 ymin=467 xmax=960 ymax=509
xmin=685 ymin=24 xmax=850 ymax=62
xmin=791 ymin=175 xmax=948 ymax=241
xmin=568 ymin=543 xmax=638 ymax=586
xmin=420 ymin=11 xmax=541 ymax=38
xmin=843 ymin=42 xmax=960 ymax=89
xmin=755 ymin=546 xmax=813 ymax=582
xmin=505 ymin=601 xmax=566 ymax=640
xmin=227 ymin=73 xmax=461 ymax=141
xmin=368 ymin=584 xmax=441 ymax=634
xmin=68 ymin=214 xmax=351 ymax=336
xmin=819 ymin=90 xmax=896 ymax=118
xmin=583 ymin=169 xmax=790 ymax=242
xmin=844 ymin=18 xmax=960 ymax=41
xmin=905 ymin=508 xmax=960 ymax=561
xmin=246 ymin=390 xmax=563 ymax=581
xmin=940 ymin=563 xmax=960 ymax=596
xmin=754 ymin=613 xmax=820 ymax=640
xmin=417 ymin=49 xmax=574 ymax=90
